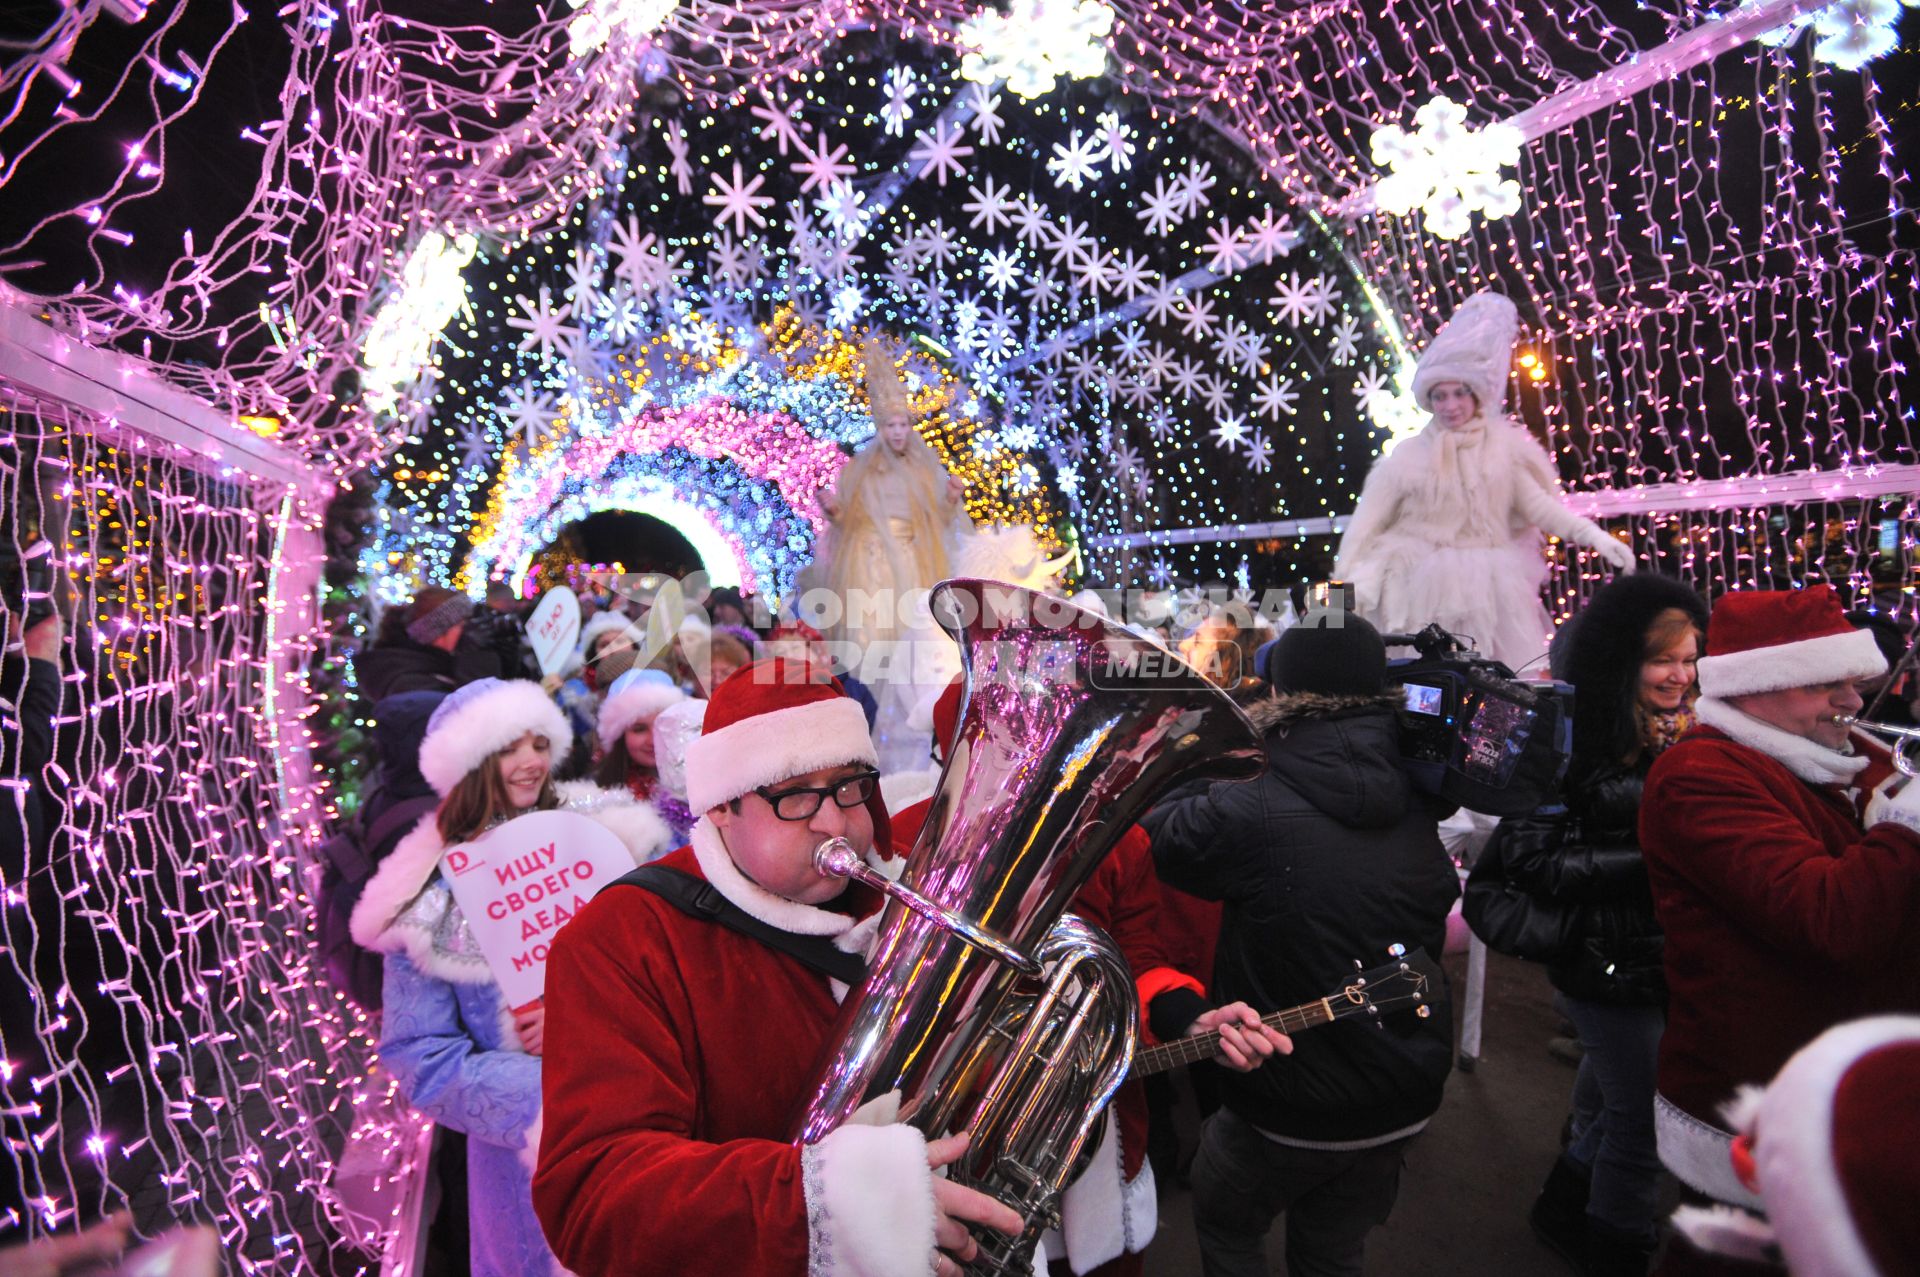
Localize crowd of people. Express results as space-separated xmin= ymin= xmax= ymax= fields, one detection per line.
xmin=299 ymin=554 xmax=1920 ymax=1277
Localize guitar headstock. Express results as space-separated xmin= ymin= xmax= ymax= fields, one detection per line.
xmin=1324 ymin=947 xmax=1444 ymax=1025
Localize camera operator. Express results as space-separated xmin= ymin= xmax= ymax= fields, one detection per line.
xmin=1143 ymin=611 xmax=1459 ymax=1277
xmin=358 ymin=587 xmax=532 ymax=702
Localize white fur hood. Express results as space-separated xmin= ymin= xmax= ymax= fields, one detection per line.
xmin=349 ymin=785 xmax=676 ymax=956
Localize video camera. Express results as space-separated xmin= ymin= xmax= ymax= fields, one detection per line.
xmin=1383 ymin=623 xmax=1573 ymax=816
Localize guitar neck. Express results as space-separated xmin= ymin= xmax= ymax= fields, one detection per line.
xmin=1133 ymin=998 xmax=1337 ymax=1078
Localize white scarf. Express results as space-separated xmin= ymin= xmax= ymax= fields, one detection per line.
xmin=1694 ymin=697 xmax=1869 ymax=786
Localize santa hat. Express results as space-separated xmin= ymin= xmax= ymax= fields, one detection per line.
xmin=1410 ymin=291 xmax=1519 ymax=413
xmin=929 ymin=678 xmax=965 ymax=763
xmin=685 ymin=659 xmax=880 ymax=814
xmin=863 ymin=339 xmax=911 ymax=423
xmin=767 ymin=619 xmax=825 ymax=645
xmin=418 ymin=677 xmax=573 ymax=797
xmin=596 ymin=668 xmax=687 ymax=753
xmin=1675 ymin=1016 xmax=1920 ymax=1276
xmin=1696 ymin=585 xmax=1886 ymax=700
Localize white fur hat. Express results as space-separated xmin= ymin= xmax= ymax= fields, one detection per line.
xmin=1410 ymin=291 xmax=1520 ymax=413
xmin=418 ymin=678 xmax=573 ymax=797
xmin=579 ymin=610 xmax=641 ymax=656
xmin=597 ymin=668 xmax=688 ymax=753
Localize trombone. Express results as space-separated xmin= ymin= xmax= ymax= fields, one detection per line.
xmin=1832 ymin=716 xmax=1920 ymax=778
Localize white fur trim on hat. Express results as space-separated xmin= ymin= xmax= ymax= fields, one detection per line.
xmin=1697 ymin=625 xmax=1885 ymax=700
xmin=801 ymin=1120 xmax=935 ymax=1277
xmin=418 ymin=680 xmax=574 ymax=797
xmin=684 ymin=696 xmax=877 ymax=814
xmin=1694 ymin=697 xmax=1870 ymax=786
xmin=1750 ymin=1016 xmax=1920 ymax=1277
xmin=595 ymin=682 xmax=687 ymax=753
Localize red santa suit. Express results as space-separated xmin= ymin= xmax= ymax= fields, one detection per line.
xmin=534 ymin=663 xmax=936 ymax=1277
xmin=1637 ymin=587 xmax=1920 ymax=1215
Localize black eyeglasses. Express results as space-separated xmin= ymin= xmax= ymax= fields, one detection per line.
xmin=755 ymin=770 xmax=881 ymax=821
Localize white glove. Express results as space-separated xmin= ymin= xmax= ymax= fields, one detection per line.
xmin=1865 ymin=777 xmax=1920 ymax=837
xmin=1583 ymin=529 xmax=1635 ymax=573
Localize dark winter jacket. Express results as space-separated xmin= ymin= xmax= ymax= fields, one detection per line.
xmin=356 ymin=639 xmax=456 ymax=701
xmin=355 ymin=631 xmax=505 ymax=702
xmin=1143 ymin=691 xmax=1458 ymax=1145
xmin=1465 ymin=762 xmax=1665 ymax=1004
xmin=1465 ymin=574 xmax=1703 ymax=1005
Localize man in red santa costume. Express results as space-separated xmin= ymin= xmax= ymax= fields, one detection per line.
xmin=532 ymin=659 xmax=1022 ymax=1276
xmin=889 ymin=680 xmax=1290 ymax=1277
xmin=1669 ymin=1014 xmax=1920 ymax=1276
xmin=1638 ymin=584 xmax=1920 ymax=1271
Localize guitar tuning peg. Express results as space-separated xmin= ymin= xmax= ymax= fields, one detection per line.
xmin=1353 ymin=958 xmax=1364 ymax=972
xmin=1416 ymin=1006 xmax=1431 ymax=1019
xmin=1387 ymin=943 xmax=1406 ymax=958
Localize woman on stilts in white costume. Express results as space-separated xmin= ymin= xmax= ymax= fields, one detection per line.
xmin=816 ymin=342 xmax=972 ymax=769
xmin=1335 ymin=292 xmax=1635 ymax=674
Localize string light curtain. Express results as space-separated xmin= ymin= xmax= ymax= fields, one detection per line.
xmin=0 ymin=385 xmax=383 ymax=1265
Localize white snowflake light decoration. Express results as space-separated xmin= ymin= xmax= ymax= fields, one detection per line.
xmin=360 ymin=230 xmax=477 ymax=415
xmin=1360 ymin=359 xmax=1429 ymax=454
xmin=959 ymin=0 xmax=1116 ymax=101
xmin=567 ymin=0 xmax=676 ymax=58
xmin=1760 ymin=0 xmax=1918 ymax=69
xmin=1369 ymin=96 xmax=1524 ymax=240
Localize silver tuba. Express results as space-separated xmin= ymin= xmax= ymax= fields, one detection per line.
xmin=792 ymin=580 xmax=1263 ymax=1274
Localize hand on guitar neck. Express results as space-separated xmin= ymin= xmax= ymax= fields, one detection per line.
xmin=1181 ymin=1002 xmax=1293 ymax=1071
xmin=1138 ymin=949 xmax=1443 ymax=1079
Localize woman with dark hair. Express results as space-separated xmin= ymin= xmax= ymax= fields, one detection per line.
xmin=1466 ymin=574 xmax=1708 ymax=1275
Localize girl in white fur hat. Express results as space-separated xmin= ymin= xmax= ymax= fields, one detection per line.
xmin=1336 ymin=292 xmax=1635 ymax=672
xmin=592 ymin=668 xmax=698 ymax=843
xmin=348 ymin=678 xmax=675 ymax=1277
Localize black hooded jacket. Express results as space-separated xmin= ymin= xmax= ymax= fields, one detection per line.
xmin=1464 ymin=573 xmax=1706 ymax=1006
xmin=1143 ymin=692 xmax=1458 ymax=1144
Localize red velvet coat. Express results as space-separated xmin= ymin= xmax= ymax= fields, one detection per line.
xmin=1639 ymin=726 xmax=1920 ymax=1122
xmin=533 ymin=841 xmax=912 ymax=1276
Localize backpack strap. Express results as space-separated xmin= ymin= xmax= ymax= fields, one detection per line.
xmin=610 ymin=864 xmax=868 ymax=988
xmin=363 ymin=794 xmax=439 ymax=853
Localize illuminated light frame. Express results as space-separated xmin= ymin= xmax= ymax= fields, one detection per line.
xmin=498 ymin=477 xmax=749 ymax=591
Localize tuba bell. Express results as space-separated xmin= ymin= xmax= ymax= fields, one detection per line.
xmin=791 ymin=579 xmax=1264 ymax=1274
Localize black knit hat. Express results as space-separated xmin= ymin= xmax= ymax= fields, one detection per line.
xmin=1264 ymin=612 xmax=1387 ymax=696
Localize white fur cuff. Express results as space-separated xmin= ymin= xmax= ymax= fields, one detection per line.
xmin=802 ymin=1122 xmax=934 ymax=1277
